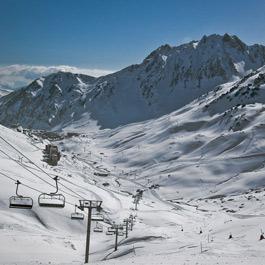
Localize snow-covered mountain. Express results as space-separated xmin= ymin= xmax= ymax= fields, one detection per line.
xmin=0 ymin=64 xmax=113 ymax=92
xmin=1 ymin=65 xmax=265 ymax=263
xmin=1 ymin=33 xmax=265 ymax=130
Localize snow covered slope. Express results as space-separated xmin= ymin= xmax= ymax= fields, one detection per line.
xmin=1 ymin=65 xmax=265 ymax=264
xmin=1 ymin=34 xmax=265 ymax=130
xmin=0 ymin=87 xmax=11 ymax=97
xmin=72 ymin=65 xmax=265 ymax=200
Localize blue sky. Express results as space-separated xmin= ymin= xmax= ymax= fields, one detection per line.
xmin=1 ymin=0 xmax=265 ymax=70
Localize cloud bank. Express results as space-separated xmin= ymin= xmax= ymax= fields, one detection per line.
xmin=0 ymin=64 xmax=114 ymax=91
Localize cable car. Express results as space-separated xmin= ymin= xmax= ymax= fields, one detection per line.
xmin=9 ymin=180 xmax=33 ymax=209
xmin=71 ymin=205 xmax=84 ymax=220
xmin=93 ymin=222 xmax=103 ymax=233
xmin=38 ymin=176 xmax=65 ymax=208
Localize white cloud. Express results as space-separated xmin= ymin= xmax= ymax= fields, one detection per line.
xmin=0 ymin=64 xmax=114 ymax=91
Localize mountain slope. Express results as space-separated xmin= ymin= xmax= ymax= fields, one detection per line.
xmin=1 ymin=68 xmax=265 ymax=263
xmin=86 ymin=65 xmax=265 ymax=199
xmin=1 ymin=34 xmax=265 ymax=130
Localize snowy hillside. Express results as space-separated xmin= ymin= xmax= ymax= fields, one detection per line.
xmin=89 ymin=65 xmax=265 ymax=198
xmin=1 ymin=34 xmax=265 ymax=130
xmin=1 ymin=64 xmax=265 ymax=264
xmin=0 ymin=88 xmax=11 ymax=97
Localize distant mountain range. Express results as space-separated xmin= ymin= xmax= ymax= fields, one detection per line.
xmin=1 ymin=33 xmax=265 ymax=130
xmin=0 ymin=64 xmax=113 ymax=94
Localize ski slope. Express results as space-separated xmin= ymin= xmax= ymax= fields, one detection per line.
xmin=1 ymin=89 xmax=265 ymax=265
xmin=1 ymin=64 xmax=265 ymax=264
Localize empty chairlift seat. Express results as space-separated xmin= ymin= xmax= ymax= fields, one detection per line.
xmin=71 ymin=205 xmax=84 ymax=220
xmin=93 ymin=222 xmax=103 ymax=233
xmin=38 ymin=176 xmax=65 ymax=208
xmin=118 ymin=231 xmax=124 ymax=236
xmin=9 ymin=180 xmax=33 ymax=209
xmin=91 ymin=213 xmax=104 ymax=221
xmin=71 ymin=212 xmax=84 ymax=220
xmin=38 ymin=193 xmax=65 ymax=208
xmin=107 ymin=226 xmax=116 ymax=233
xmin=106 ymin=229 xmax=115 ymax=235
xmin=9 ymin=196 xmax=33 ymax=209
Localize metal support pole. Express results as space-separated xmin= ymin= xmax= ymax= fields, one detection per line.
xmin=85 ymin=207 xmax=92 ymax=263
xmin=114 ymin=227 xmax=119 ymax=251
xmin=125 ymin=220 xmax=129 ymax=238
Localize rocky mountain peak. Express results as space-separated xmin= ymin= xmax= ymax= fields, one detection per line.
xmin=1 ymin=34 xmax=265 ymax=130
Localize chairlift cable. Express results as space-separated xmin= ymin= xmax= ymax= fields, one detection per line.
xmin=0 ymin=149 xmax=116 ymax=222
xmin=1 ymin=170 xmax=129 ymax=226
xmin=0 ymin=147 xmax=81 ymax=200
xmin=0 ymin=171 xmax=77 ymax=208
xmin=0 ymin=135 xmax=124 ymax=224
xmin=0 ymin=135 xmax=85 ymax=199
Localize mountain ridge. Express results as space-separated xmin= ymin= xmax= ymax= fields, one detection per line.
xmin=1 ymin=33 xmax=265 ymax=130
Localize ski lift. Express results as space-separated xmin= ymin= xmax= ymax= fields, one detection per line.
xmin=118 ymin=231 xmax=124 ymax=236
xmin=91 ymin=213 xmax=104 ymax=221
xmin=91 ymin=205 xmax=104 ymax=221
xmin=38 ymin=176 xmax=65 ymax=208
xmin=107 ymin=226 xmax=116 ymax=233
xmin=93 ymin=222 xmax=103 ymax=233
xmin=71 ymin=205 xmax=84 ymax=220
xmin=9 ymin=180 xmax=33 ymax=209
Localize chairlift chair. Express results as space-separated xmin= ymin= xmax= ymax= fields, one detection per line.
xmin=107 ymin=226 xmax=116 ymax=233
xmin=9 ymin=180 xmax=33 ymax=209
xmin=93 ymin=222 xmax=103 ymax=233
xmin=91 ymin=213 xmax=104 ymax=221
xmin=38 ymin=176 xmax=65 ymax=208
xmin=118 ymin=231 xmax=124 ymax=236
xmin=71 ymin=205 xmax=84 ymax=220
xmin=106 ymin=231 xmax=114 ymax=235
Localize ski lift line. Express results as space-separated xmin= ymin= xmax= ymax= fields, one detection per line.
xmin=7 ymin=159 xmax=87 ymax=200
xmin=0 ymin=147 xmax=84 ymax=201
xmin=0 ymin=137 xmax=133 ymax=225
xmin=0 ymin=171 xmax=117 ymax=225
xmin=0 ymin=148 xmax=80 ymax=200
xmin=0 ymin=172 xmax=119 ymax=225
xmin=0 ymin=135 xmax=86 ymax=200
xmin=0 ymin=148 xmax=54 ymax=188
xmin=0 ymin=171 xmax=77 ymax=208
